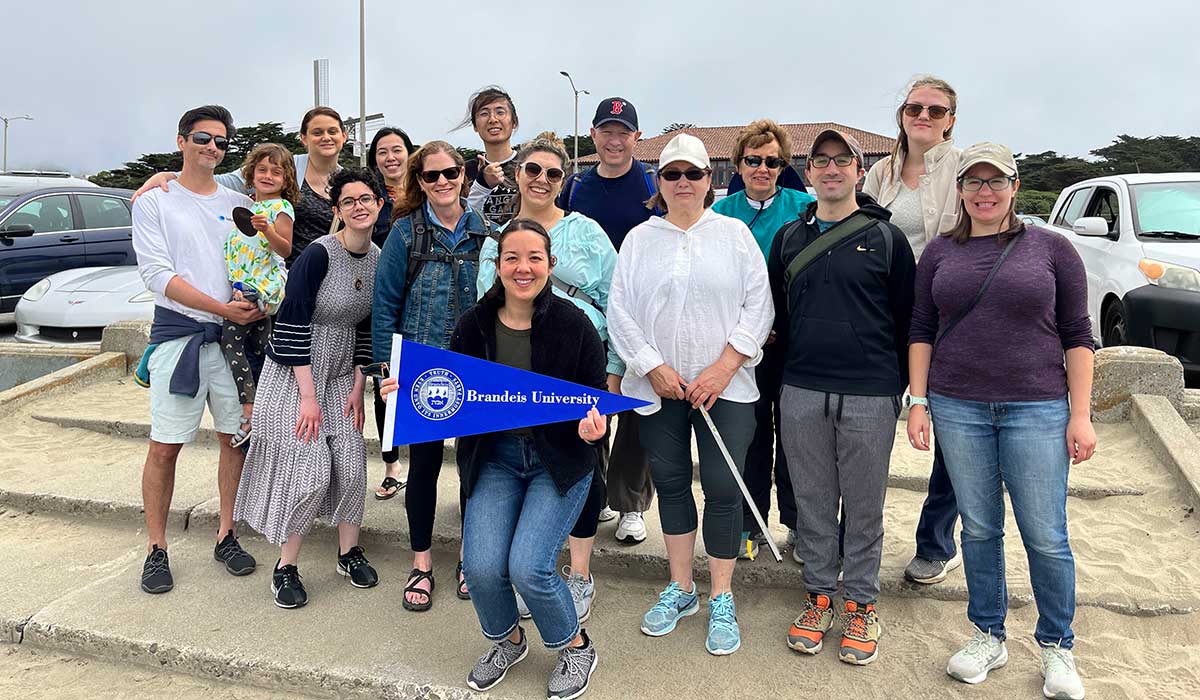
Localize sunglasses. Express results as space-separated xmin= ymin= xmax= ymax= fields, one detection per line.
xmin=902 ymin=103 xmax=953 ymax=120
xmin=741 ymin=155 xmax=787 ymax=169
xmin=659 ymin=168 xmax=710 ymax=182
xmin=522 ymin=162 xmax=565 ymax=184
xmin=808 ymin=154 xmax=857 ymax=169
xmin=958 ymin=176 xmax=1015 ymax=192
xmin=337 ymin=193 xmax=377 ymax=210
xmin=185 ymin=131 xmax=229 ymax=151
xmin=419 ymin=166 xmax=463 ymax=184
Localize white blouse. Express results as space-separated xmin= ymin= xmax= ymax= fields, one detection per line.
xmin=608 ymin=208 xmax=774 ymax=415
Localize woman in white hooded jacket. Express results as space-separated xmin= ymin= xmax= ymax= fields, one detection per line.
xmin=607 ymin=133 xmax=773 ymax=657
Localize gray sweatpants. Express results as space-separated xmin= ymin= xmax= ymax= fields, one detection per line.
xmin=781 ymin=385 xmax=899 ymax=603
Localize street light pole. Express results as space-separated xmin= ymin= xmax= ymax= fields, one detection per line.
xmin=359 ymin=0 xmax=367 ymax=167
xmin=1 ymin=115 xmax=33 ymax=173
xmin=559 ymin=71 xmax=589 ymax=172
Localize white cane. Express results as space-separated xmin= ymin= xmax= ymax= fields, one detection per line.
xmin=696 ymin=403 xmax=783 ymax=563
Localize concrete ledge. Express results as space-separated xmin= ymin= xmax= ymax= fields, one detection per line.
xmin=1092 ymin=346 xmax=1185 ymax=422
xmin=100 ymin=320 xmax=151 ymax=365
xmin=0 ymin=352 xmax=126 ymax=417
xmin=1130 ymin=394 xmax=1200 ymax=510
xmin=0 ymin=488 xmax=190 ymax=530
xmin=1183 ymin=388 xmax=1200 ymax=421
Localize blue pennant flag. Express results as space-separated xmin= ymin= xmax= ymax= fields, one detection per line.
xmin=382 ymin=335 xmax=650 ymax=448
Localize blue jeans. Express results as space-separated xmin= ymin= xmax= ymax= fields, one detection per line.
xmin=929 ymin=392 xmax=1076 ymax=648
xmin=462 ymin=436 xmax=593 ymax=650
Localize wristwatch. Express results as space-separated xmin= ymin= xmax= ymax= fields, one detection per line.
xmin=904 ymin=395 xmax=928 ymax=409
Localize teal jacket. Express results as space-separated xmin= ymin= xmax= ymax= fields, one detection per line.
xmin=477 ymin=212 xmax=624 ymax=375
xmin=713 ymin=187 xmax=816 ymax=261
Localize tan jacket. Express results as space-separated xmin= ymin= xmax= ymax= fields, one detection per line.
xmin=863 ymin=140 xmax=962 ymax=242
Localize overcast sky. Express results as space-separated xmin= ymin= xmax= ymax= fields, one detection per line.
xmin=8 ymin=1 xmax=1200 ymax=176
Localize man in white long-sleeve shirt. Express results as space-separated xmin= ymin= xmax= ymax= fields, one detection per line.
xmin=132 ymin=105 xmax=264 ymax=595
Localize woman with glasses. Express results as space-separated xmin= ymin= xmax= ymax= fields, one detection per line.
xmin=864 ymin=76 xmax=967 ymax=587
xmin=372 ymin=141 xmax=492 ymax=612
xmin=608 ymin=133 xmax=773 ymax=656
xmin=476 ymin=132 xmax=618 ymax=627
xmin=233 ymin=168 xmax=384 ymax=609
xmin=907 ymin=142 xmax=1094 ymax=700
xmin=712 ymin=119 xmax=815 ymax=561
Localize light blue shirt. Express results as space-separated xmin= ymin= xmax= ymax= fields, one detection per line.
xmin=478 ymin=212 xmax=624 ymax=375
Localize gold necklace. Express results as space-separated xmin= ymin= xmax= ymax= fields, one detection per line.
xmin=336 ymin=231 xmax=368 ymax=291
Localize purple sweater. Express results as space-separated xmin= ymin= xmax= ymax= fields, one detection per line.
xmin=909 ymin=226 xmax=1094 ymax=402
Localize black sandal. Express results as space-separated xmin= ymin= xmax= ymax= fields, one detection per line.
xmin=402 ymin=568 xmax=435 ymax=612
xmin=373 ymin=476 xmax=405 ymax=501
xmin=456 ymin=560 xmax=471 ymax=600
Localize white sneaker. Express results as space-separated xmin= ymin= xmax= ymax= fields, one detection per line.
xmin=598 ymin=506 xmax=618 ymax=523
xmin=947 ymin=628 xmax=1008 ymax=684
xmin=615 ymin=512 xmax=646 ymax=544
xmin=1040 ymin=645 xmax=1085 ymax=699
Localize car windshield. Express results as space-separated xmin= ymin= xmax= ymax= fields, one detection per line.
xmin=0 ymin=196 xmax=12 ymax=209
xmin=1130 ymin=182 xmax=1200 ymax=238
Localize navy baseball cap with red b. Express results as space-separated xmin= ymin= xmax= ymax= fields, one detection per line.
xmin=593 ymin=97 xmax=639 ymax=131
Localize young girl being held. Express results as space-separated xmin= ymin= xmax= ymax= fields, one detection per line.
xmin=224 ymin=143 xmax=298 ymax=447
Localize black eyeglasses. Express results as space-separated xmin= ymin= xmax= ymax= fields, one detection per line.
xmin=741 ymin=155 xmax=787 ymax=169
xmin=902 ymin=103 xmax=953 ymax=120
xmin=808 ymin=154 xmax=857 ymax=169
xmin=419 ymin=166 xmax=463 ymax=184
xmin=659 ymin=168 xmax=710 ymax=182
xmin=522 ymin=162 xmax=565 ymax=184
xmin=958 ymin=176 xmax=1015 ymax=192
xmin=184 ymin=131 xmax=229 ymax=151
xmin=337 ymin=193 xmax=377 ymax=210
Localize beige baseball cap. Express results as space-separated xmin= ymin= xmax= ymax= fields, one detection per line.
xmin=658 ymin=132 xmax=711 ymax=170
xmin=957 ymin=142 xmax=1018 ymax=177
xmin=808 ymin=129 xmax=865 ymax=164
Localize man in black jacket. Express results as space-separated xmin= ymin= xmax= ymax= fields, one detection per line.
xmin=767 ymin=130 xmax=915 ymax=666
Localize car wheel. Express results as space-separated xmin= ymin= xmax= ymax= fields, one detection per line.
xmin=1102 ymin=300 xmax=1128 ymax=347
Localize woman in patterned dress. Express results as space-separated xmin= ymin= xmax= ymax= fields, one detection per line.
xmin=233 ymin=169 xmax=383 ymax=609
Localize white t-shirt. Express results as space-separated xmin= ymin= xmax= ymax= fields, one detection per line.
xmin=133 ymin=181 xmax=253 ymax=324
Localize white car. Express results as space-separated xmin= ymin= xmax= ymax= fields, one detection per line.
xmin=1045 ymin=173 xmax=1200 ymax=379
xmin=15 ymin=266 xmax=153 ymax=343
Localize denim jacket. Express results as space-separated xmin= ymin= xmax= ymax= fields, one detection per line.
xmin=372 ymin=199 xmax=490 ymax=361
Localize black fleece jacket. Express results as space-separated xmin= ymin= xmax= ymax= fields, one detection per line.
xmin=450 ymin=283 xmax=608 ymax=497
xmin=766 ymin=193 xmax=916 ymax=396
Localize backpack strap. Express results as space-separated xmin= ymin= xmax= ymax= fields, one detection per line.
xmin=783 ymin=212 xmax=876 ymax=289
xmin=549 ymin=276 xmax=603 ymax=313
xmin=403 ymin=208 xmax=432 ymax=297
xmin=564 ymin=171 xmax=582 ymax=213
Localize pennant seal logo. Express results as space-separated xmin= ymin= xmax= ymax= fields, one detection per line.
xmin=411 ymin=368 xmax=465 ymax=420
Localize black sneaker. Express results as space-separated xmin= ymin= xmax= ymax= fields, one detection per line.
xmin=548 ymin=630 xmax=598 ymax=700
xmin=337 ymin=546 xmax=379 ymax=588
xmin=214 ymin=530 xmax=256 ymax=576
xmin=467 ymin=627 xmax=528 ymax=692
xmin=140 ymin=545 xmax=173 ymax=594
xmin=271 ymin=561 xmax=307 ymax=609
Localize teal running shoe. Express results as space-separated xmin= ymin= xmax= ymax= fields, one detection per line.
xmin=640 ymin=581 xmax=699 ymax=637
xmin=706 ymin=592 xmax=741 ymax=655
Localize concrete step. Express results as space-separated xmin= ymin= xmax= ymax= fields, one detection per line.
xmin=8 ymin=510 xmax=1199 ymax=700
xmin=2 ymin=404 xmax=1197 ymax=616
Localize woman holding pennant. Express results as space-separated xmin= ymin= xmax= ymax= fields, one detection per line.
xmin=476 ymin=132 xmax=619 ymax=627
xmin=381 ymin=219 xmax=607 ymax=699
xmin=607 ymin=132 xmax=774 ymax=656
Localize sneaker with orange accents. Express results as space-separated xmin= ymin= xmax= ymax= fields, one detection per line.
xmin=839 ymin=600 xmax=881 ymax=665
xmin=787 ymin=593 xmax=834 ymax=654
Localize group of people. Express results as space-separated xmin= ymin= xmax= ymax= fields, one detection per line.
xmin=131 ymin=76 xmax=1096 ymax=700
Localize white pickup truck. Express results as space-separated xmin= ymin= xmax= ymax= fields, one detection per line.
xmin=1045 ymin=173 xmax=1200 ymax=379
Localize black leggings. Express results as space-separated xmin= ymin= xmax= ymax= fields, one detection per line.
xmin=371 ymin=378 xmax=399 ymax=464
xmin=406 ymin=440 xmax=465 ymax=552
xmin=569 ymin=440 xmax=608 ymax=539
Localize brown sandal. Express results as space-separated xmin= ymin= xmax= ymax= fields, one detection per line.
xmin=402 ymin=568 xmax=435 ymax=611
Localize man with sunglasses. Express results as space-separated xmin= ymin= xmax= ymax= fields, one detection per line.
xmin=713 ymin=120 xmax=815 ymax=562
xmin=557 ymin=97 xmax=659 ymax=545
xmin=768 ymin=130 xmax=915 ymax=665
xmin=132 ymin=105 xmax=263 ymax=595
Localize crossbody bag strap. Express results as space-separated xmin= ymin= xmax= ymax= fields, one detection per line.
xmin=783 ymin=212 xmax=875 ymax=287
xmin=934 ymin=234 xmax=1021 ymax=350
xmin=549 ymin=275 xmax=603 ymax=313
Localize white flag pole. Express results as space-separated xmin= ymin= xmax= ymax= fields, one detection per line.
xmin=381 ymin=334 xmax=403 ymax=451
xmin=697 ymin=403 xmax=783 ymax=562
